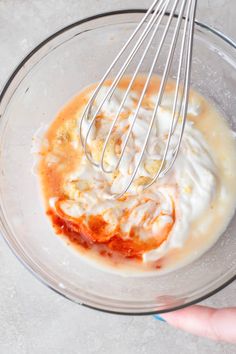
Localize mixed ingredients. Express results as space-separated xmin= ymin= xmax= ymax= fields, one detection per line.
xmin=36 ymin=76 xmax=236 ymax=274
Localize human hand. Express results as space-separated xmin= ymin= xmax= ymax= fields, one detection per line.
xmin=155 ymin=305 xmax=236 ymax=344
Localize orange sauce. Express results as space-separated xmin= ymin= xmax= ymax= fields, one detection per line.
xmin=48 ymin=197 xmax=175 ymax=260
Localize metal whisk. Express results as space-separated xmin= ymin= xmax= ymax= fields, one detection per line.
xmin=80 ymin=0 xmax=197 ymax=199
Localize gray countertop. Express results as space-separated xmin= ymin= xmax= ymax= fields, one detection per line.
xmin=0 ymin=1 xmax=235 ymax=353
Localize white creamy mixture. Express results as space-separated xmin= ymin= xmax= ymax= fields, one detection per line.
xmin=48 ymin=83 xmax=232 ymax=266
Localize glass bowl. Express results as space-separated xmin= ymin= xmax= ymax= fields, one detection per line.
xmin=0 ymin=10 xmax=236 ymax=315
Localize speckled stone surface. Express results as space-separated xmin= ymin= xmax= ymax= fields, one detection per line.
xmin=0 ymin=1 xmax=235 ymax=353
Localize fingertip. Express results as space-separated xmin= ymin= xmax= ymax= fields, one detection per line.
xmin=154 ymin=315 xmax=166 ymax=322
xmin=154 ymin=306 xmax=236 ymax=343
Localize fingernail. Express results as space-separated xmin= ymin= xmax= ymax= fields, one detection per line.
xmin=154 ymin=315 xmax=166 ymax=322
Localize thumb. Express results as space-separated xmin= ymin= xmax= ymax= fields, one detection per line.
xmin=156 ymin=305 xmax=236 ymax=344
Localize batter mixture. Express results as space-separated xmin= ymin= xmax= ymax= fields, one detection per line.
xmin=36 ymin=76 xmax=236 ymax=274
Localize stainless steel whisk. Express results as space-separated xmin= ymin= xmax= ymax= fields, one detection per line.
xmin=80 ymin=0 xmax=197 ymax=199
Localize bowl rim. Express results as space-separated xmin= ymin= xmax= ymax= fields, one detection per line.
xmin=0 ymin=9 xmax=235 ymax=316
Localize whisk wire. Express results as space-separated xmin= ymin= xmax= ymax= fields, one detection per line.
xmin=100 ymin=0 xmax=169 ymax=173
xmin=80 ymin=0 xmax=197 ymax=198
xmin=82 ymin=0 xmax=169 ymax=166
xmin=79 ymin=0 xmax=166 ymax=154
xmin=146 ymin=0 xmax=197 ymax=188
xmin=108 ymin=0 xmax=192 ymax=198
xmin=108 ymin=0 xmax=184 ymax=199
xmin=101 ymin=0 xmax=171 ymax=173
xmin=157 ymin=0 xmax=197 ymax=181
